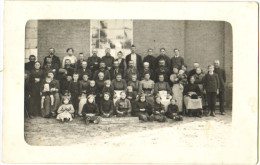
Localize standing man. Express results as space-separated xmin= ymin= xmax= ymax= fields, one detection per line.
xmin=171 ymin=48 xmax=184 ymax=70
xmin=126 ymin=45 xmax=143 ymax=70
xmin=76 ymin=52 xmax=85 ymax=71
xmin=43 ymin=48 xmax=61 ymax=74
xmin=78 ymin=61 xmax=92 ymax=80
xmin=25 ymin=55 xmax=36 ymax=71
xmin=143 ymin=48 xmax=156 ymax=71
xmin=102 ymin=48 xmax=115 ymax=71
xmin=155 ymin=48 xmax=171 ymax=69
xmin=87 ymin=49 xmax=101 ymax=73
xmin=213 ymin=60 xmax=226 ymax=115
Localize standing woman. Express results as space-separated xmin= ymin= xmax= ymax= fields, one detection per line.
xmin=29 ymin=61 xmax=44 ymax=117
xmin=115 ymin=51 xmax=127 ymax=78
xmin=170 ymin=67 xmax=184 ymax=114
xmin=47 ymin=72 xmax=61 ymax=117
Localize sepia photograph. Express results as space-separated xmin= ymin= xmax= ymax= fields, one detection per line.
xmin=24 ymin=19 xmax=233 ymax=146
xmin=2 ymin=1 xmax=258 ymax=164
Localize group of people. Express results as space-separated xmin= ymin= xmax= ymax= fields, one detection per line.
xmin=24 ymin=45 xmax=226 ymax=124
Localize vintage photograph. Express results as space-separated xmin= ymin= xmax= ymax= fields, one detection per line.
xmin=24 ymin=19 xmax=233 ymax=146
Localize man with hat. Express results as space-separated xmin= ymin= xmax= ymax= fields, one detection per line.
xmin=126 ymin=45 xmax=143 ymax=70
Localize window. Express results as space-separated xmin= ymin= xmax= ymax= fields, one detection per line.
xmin=90 ymin=20 xmax=133 ymax=58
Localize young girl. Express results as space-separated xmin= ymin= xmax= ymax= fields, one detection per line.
xmin=115 ymin=91 xmax=131 ymax=117
xmin=166 ymin=98 xmax=183 ymax=121
xmin=41 ymin=76 xmax=54 ymax=109
xmin=69 ymin=73 xmax=80 ymax=117
xmin=126 ymin=86 xmax=137 ymax=116
xmin=56 ymin=97 xmax=75 ymax=122
xmin=82 ymin=95 xmax=100 ymax=124
xmin=151 ymin=96 xmax=167 ymax=122
xmin=86 ymin=80 xmax=97 ymax=96
xmin=100 ymin=93 xmax=114 ymax=118
xmin=135 ymin=94 xmax=152 ymax=122
xmin=78 ymin=74 xmax=90 ymax=116
xmin=102 ymin=80 xmax=114 ymax=99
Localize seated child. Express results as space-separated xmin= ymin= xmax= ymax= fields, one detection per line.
xmin=56 ymin=97 xmax=75 ymax=122
xmin=126 ymin=86 xmax=137 ymax=116
xmin=135 ymin=94 xmax=152 ymax=122
xmin=100 ymin=93 xmax=114 ymax=118
xmin=41 ymin=76 xmax=54 ymax=109
xmin=151 ymin=96 xmax=167 ymax=122
xmin=115 ymin=91 xmax=131 ymax=117
xmin=166 ymin=98 xmax=183 ymax=121
xmin=82 ymin=95 xmax=100 ymax=124
xmin=102 ymin=80 xmax=114 ymax=99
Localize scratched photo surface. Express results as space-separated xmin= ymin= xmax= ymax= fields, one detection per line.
xmin=24 ymin=19 xmax=233 ymax=146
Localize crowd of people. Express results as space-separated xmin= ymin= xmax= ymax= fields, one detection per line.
xmin=24 ymin=45 xmax=226 ymax=124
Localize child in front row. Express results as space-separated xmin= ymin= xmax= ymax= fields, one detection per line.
xmin=100 ymin=93 xmax=114 ymax=118
xmin=56 ymin=97 xmax=75 ymax=122
xmin=166 ymin=98 xmax=183 ymax=121
xmin=151 ymin=96 xmax=167 ymax=122
xmin=82 ymin=95 xmax=101 ymax=124
xmin=115 ymin=91 xmax=132 ymax=117
xmin=102 ymin=80 xmax=114 ymax=99
xmin=126 ymin=86 xmax=137 ymax=116
xmin=135 ymin=94 xmax=153 ymax=122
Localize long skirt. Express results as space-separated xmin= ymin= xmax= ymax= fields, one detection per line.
xmin=158 ymin=90 xmax=172 ymax=110
xmin=198 ymin=84 xmax=206 ymax=106
xmin=78 ymin=95 xmax=87 ymax=115
xmin=52 ymin=93 xmax=60 ymax=114
xmin=184 ymin=96 xmax=203 ymax=109
xmin=29 ymin=82 xmax=41 ymax=116
xmin=172 ymin=84 xmax=184 ymax=112
xmin=41 ymin=95 xmax=52 ymax=118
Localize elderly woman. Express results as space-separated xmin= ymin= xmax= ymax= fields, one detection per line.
xmin=183 ymin=76 xmax=203 ymax=117
xmin=29 ymin=61 xmax=44 ymax=117
xmin=193 ymin=67 xmax=206 ymax=108
xmin=138 ymin=72 xmax=155 ymax=106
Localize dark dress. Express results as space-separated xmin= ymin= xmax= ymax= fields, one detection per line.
xmin=29 ymin=69 xmax=44 ymax=116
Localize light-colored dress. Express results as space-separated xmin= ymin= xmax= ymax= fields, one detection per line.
xmin=171 ymin=74 xmax=183 ymax=112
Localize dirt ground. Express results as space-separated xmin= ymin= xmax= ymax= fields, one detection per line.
xmin=24 ymin=110 xmax=232 ymax=147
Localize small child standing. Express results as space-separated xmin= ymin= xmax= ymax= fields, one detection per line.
xmin=69 ymin=73 xmax=80 ymax=117
xmin=102 ymin=80 xmax=114 ymax=99
xmin=100 ymin=93 xmax=114 ymax=118
xmin=82 ymin=95 xmax=101 ymax=124
xmin=166 ymin=98 xmax=183 ymax=121
xmin=151 ymin=96 xmax=167 ymax=122
xmin=56 ymin=97 xmax=75 ymax=122
xmin=41 ymin=76 xmax=54 ymax=109
xmin=115 ymin=91 xmax=132 ymax=117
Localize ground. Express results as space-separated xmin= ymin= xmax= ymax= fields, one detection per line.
xmin=24 ymin=110 xmax=232 ymax=147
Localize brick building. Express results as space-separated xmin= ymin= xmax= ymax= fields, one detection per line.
xmin=25 ymin=20 xmax=232 ymax=107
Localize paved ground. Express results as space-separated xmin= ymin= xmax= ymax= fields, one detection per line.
xmin=24 ymin=110 xmax=232 ymax=147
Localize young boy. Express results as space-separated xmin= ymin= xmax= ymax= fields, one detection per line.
xmin=203 ymin=65 xmax=220 ymax=117
xmin=56 ymin=97 xmax=75 ymax=122
xmin=135 ymin=94 xmax=152 ymax=122
xmin=115 ymin=91 xmax=132 ymax=117
xmin=82 ymin=95 xmax=101 ymax=124
xmin=69 ymin=73 xmax=80 ymax=117
xmin=151 ymin=96 xmax=167 ymax=122
xmin=100 ymin=93 xmax=114 ymax=118
xmin=41 ymin=76 xmax=54 ymax=109
xmin=166 ymin=98 xmax=183 ymax=121
xmin=102 ymin=80 xmax=114 ymax=99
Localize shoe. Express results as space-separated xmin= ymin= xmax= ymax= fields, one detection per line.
xmin=221 ymin=112 xmax=225 ymax=115
xmin=212 ymin=112 xmax=216 ymax=117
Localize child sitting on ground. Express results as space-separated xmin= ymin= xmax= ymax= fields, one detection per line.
xmin=166 ymin=98 xmax=183 ymax=121
xmin=135 ymin=94 xmax=153 ymax=122
xmin=56 ymin=97 xmax=75 ymax=122
xmin=151 ymin=96 xmax=167 ymax=122
xmin=115 ymin=91 xmax=132 ymax=117
xmin=100 ymin=93 xmax=114 ymax=118
xmin=82 ymin=95 xmax=101 ymax=124
xmin=41 ymin=76 xmax=54 ymax=109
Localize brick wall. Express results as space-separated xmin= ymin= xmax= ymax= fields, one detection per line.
xmin=25 ymin=20 xmax=38 ymax=62
xmin=37 ymin=20 xmax=90 ymax=64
